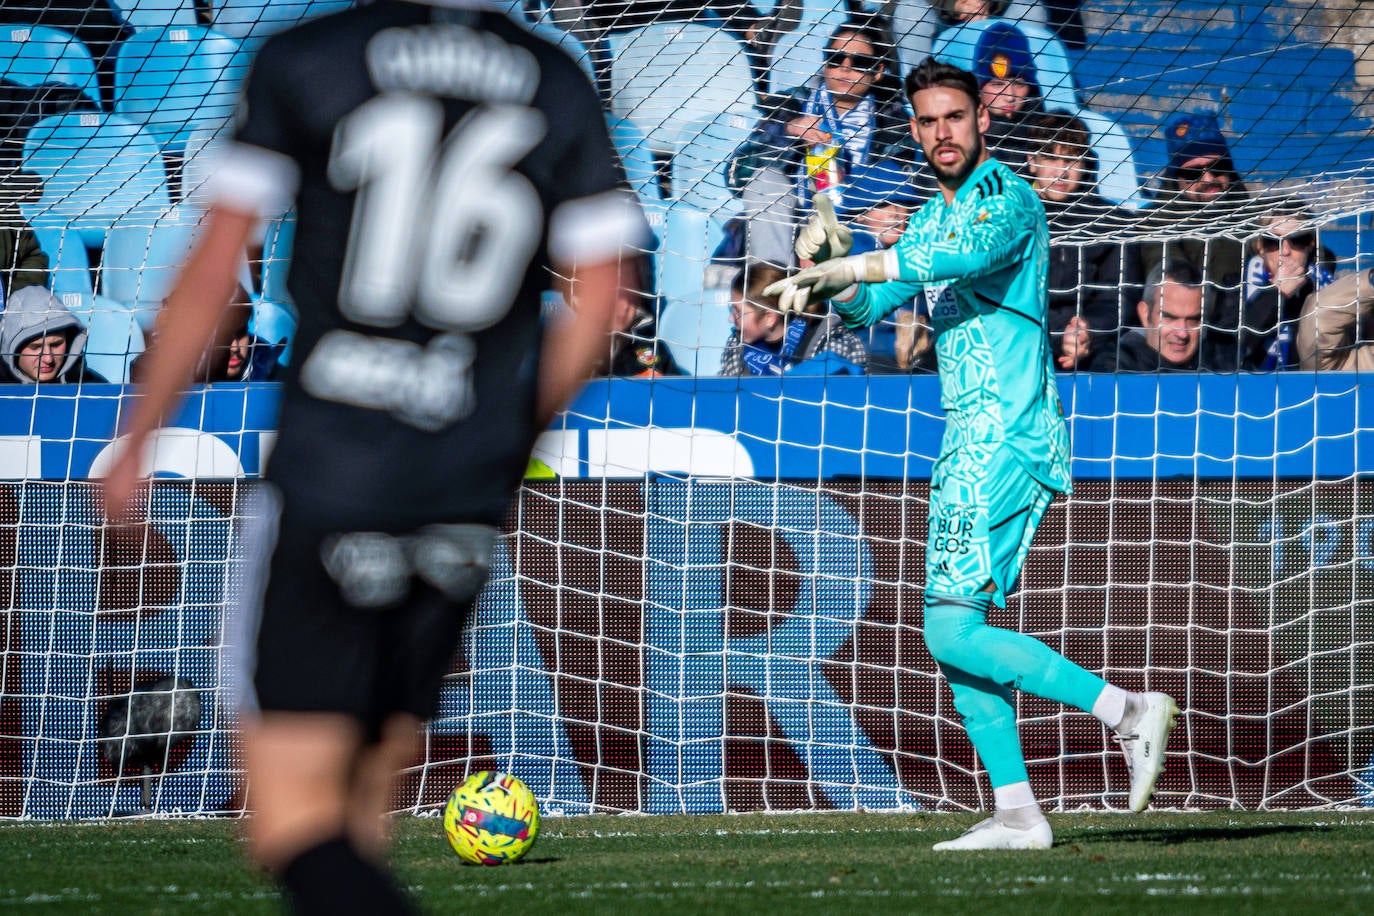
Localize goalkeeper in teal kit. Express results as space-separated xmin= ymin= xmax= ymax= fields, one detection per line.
xmin=768 ymin=57 xmax=1179 ymax=850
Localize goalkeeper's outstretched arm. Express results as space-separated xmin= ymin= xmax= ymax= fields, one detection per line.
xmin=763 ymin=249 xmax=923 ymax=329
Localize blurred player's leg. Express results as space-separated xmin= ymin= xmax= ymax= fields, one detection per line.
xmin=347 ymin=713 xmax=423 ymax=860
xmin=241 ymin=713 xmax=412 ymax=914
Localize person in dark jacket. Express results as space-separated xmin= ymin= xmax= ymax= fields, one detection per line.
xmin=972 ymin=21 xmax=1049 ymax=176
xmin=0 ymin=210 xmax=48 ymax=301
xmin=1080 ymin=259 xmax=1235 ymax=372
xmin=132 ymin=292 xmax=282 ymax=384
xmin=1023 ymin=111 xmax=1141 ymax=371
xmin=0 ymin=284 xmax=106 ymax=383
xmin=734 ymin=19 xmax=913 ymax=268
xmin=1135 ymin=112 xmax=1263 ymax=322
xmin=603 ymin=263 xmax=679 ymax=378
xmin=1233 ymin=207 xmax=1332 ymax=370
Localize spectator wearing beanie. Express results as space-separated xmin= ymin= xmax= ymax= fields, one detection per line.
xmin=1136 ymin=111 xmax=1261 ymax=350
xmin=972 ymin=21 xmax=1047 ymax=175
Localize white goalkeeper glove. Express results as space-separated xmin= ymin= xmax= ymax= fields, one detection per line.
xmin=763 ymin=250 xmax=892 ymax=321
xmin=793 ymin=193 xmax=852 ymax=264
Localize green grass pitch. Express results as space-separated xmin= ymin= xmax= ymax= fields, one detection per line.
xmin=3 ymin=811 xmax=1373 ymax=913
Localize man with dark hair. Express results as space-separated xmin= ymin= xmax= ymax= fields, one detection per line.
xmin=765 ymin=56 xmax=1178 ymax=850
xmin=1022 ymin=110 xmax=1140 ymax=371
xmin=1085 ymin=259 xmax=1236 ymax=372
xmin=100 ymin=2 xmax=646 ymax=910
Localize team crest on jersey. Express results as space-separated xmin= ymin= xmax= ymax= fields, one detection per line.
xmin=976 ymin=209 xmax=990 ymax=223
xmin=635 ymin=346 xmax=658 ymax=368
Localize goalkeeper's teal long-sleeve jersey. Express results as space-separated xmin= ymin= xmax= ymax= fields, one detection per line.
xmin=837 ymin=157 xmax=1071 ymax=492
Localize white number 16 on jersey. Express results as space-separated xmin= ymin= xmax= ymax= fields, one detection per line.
xmin=328 ymin=93 xmax=547 ymax=331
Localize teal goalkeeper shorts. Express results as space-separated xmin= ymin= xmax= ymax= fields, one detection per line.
xmin=925 ymin=442 xmax=1055 ymax=607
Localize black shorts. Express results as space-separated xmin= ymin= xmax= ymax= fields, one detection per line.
xmin=240 ymin=489 xmax=496 ymax=737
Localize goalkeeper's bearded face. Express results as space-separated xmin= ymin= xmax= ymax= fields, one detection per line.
xmin=909 ymin=86 xmax=989 ymax=189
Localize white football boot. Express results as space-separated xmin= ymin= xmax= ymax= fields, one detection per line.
xmin=932 ymin=812 xmax=1053 ymax=851
xmin=1116 ymin=691 xmax=1180 ymax=812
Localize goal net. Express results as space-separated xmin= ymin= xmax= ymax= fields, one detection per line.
xmin=2 ymin=0 xmax=1374 ymax=818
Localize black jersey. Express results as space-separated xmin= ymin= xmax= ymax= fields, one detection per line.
xmin=213 ymin=0 xmax=643 ymax=532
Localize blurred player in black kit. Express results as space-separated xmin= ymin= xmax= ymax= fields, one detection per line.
xmin=100 ymin=1 xmax=647 ymax=910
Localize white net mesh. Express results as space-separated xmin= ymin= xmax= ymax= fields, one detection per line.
xmin=1 ymin=0 xmax=1373 ymax=818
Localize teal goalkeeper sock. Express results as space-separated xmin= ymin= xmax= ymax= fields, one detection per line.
xmin=923 ymin=592 xmax=1110 ymax=721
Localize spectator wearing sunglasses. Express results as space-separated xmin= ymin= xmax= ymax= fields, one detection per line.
xmin=1135 ymin=112 xmax=1258 ymax=323
xmin=731 ymin=19 xmax=913 ymax=268
xmin=1233 ymin=206 xmax=1334 ymax=370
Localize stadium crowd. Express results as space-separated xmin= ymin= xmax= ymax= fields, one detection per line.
xmin=0 ymin=0 xmax=1368 ymax=383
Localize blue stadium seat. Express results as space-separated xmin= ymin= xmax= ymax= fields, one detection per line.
xmin=609 ymin=116 xmax=662 ymax=214
xmin=206 ymin=0 xmax=353 ymax=49
xmin=654 ymin=199 xmax=733 ymax=375
xmin=112 ymin=0 xmax=199 ymax=32
xmin=21 ymin=112 xmax=172 ymax=248
xmin=761 ymin=0 xmax=850 ymax=97
xmin=63 ymin=292 xmax=146 ymax=383
xmin=249 ymin=295 xmax=297 ymax=366
xmin=932 ymin=18 xmax=1077 ymax=113
xmin=673 ymin=109 xmax=752 ymax=215
xmin=889 ymin=0 xmax=939 ymax=77
xmin=113 ymin=26 xmax=247 ymax=152
xmin=259 ymin=211 xmax=294 ymax=306
xmin=0 ymin=24 xmax=101 ymax=105
xmin=606 ymin=23 xmax=755 ymax=155
xmin=100 ymin=208 xmax=201 ymax=326
xmin=35 ymin=226 xmax=94 ymax=301
xmin=1067 ymin=105 xmax=1146 ymax=209
xmin=656 ymin=287 xmax=733 ymax=376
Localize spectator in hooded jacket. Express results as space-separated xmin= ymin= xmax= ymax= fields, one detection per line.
xmin=0 ymin=285 xmax=106 ymax=383
xmin=1023 ymin=111 xmax=1141 ymax=371
xmin=971 ymin=21 xmax=1049 ymax=176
